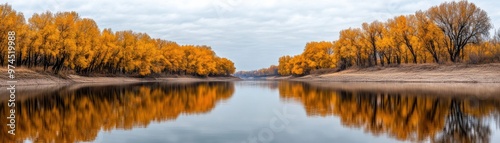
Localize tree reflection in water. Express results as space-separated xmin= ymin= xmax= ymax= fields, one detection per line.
xmin=278 ymin=81 xmax=500 ymax=142
xmin=433 ymin=99 xmax=491 ymax=143
xmin=0 ymin=82 xmax=234 ymax=143
xmin=1 ymin=81 xmax=499 ymax=142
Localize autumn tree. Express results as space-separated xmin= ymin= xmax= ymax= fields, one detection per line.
xmin=390 ymin=15 xmax=420 ymax=63
xmin=385 ymin=17 xmax=406 ymax=64
xmin=0 ymin=4 xmax=26 ymax=66
xmin=91 ymin=28 xmax=117 ymax=72
xmin=361 ymin=21 xmax=384 ymax=66
xmin=301 ymin=41 xmax=335 ymax=69
xmin=335 ymin=28 xmax=366 ymax=68
xmin=51 ymin=11 xmax=80 ymax=74
xmin=414 ymin=10 xmax=446 ymax=63
xmin=216 ymin=58 xmax=236 ymax=76
xmin=274 ymin=41 xmax=336 ymax=76
xmin=427 ymin=0 xmax=492 ymax=62
xmin=375 ymin=22 xmax=397 ymax=65
xmin=160 ymin=41 xmax=183 ymax=74
xmin=72 ymin=18 xmax=100 ymax=72
xmin=278 ymin=55 xmax=292 ymax=76
xmin=289 ymin=55 xmax=310 ymax=75
xmin=494 ymin=29 xmax=500 ymax=61
xmin=28 ymin=11 xmax=59 ymax=69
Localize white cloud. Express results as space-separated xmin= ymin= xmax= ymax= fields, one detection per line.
xmin=5 ymin=0 xmax=500 ymax=70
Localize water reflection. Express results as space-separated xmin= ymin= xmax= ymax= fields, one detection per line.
xmin=2 ymin=81 xmax=499 ymax=143
xmin=278 ymin=81 xmax=500 ymax=142
xmin=0 ymin=82 xmax=234 ymax=143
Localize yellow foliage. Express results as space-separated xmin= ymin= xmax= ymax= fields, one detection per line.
xmin=277 ymin=41 xmax=335 ymax=76
xmin=277 ymin=1 xmax=498 ymax=75
xmin=0 ymin=4 xmax=236 ymax=76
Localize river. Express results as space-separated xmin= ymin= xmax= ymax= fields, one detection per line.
xmin=1 ymin=81 xmax=500 ymax=143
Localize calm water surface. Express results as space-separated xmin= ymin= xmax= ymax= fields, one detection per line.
xmin=1 ymin=81 xmax=500 ymax=143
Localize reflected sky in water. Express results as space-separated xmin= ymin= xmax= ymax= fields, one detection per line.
xmin=1 ymin=81 xmax=500 ymax=143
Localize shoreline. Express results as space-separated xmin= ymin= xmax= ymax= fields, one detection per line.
xmin=296 ymin=81 xmax=500 ymax=99
xmin=0 ymin=68 xmax=241 ymax=86
xmin=2 ymin=63 xmax=500 ymax=86
xmin=283 ymin=63 xmax=500 ymax=83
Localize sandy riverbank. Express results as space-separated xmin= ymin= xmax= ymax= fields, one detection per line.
xmin=2 ymin=63 xmax=500 ymax=86
xmin=296 ymin=81 xmax=500 ymax=99
xmin=289 ymin=63 xmax=500 ymax=83
xmin=0 ymin=67 xmax=240 ymax=86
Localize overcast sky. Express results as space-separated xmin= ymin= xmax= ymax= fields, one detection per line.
xmin=5 ymin=0 xmax=500 ymax=71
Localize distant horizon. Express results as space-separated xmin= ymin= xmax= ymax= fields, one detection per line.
xmin=6 ymin=0 xmax=500 ymax=71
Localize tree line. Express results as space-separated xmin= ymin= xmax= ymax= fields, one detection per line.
xmin=233 ymin=65 xmax=278 ymax=78
xmin=0 ymin=4 xmax=235 ymax=76
xmin=277 ymin=1 xmax=500 ymax=76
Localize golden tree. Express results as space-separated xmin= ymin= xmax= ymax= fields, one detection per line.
xmin=361 ymin=21 xmax=384 ymax=66
xmin=427 ymin=0 xmax=492 ymax=62
xmin=0 ymin=4 xmax=26 ymax=66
